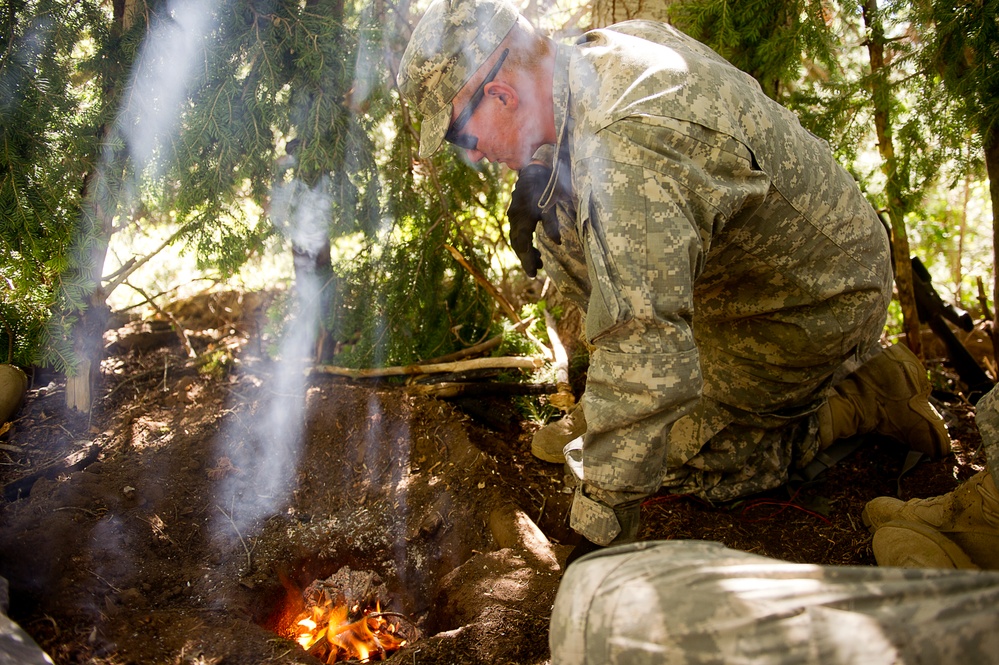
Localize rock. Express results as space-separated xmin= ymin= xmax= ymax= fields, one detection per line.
xmin=0 ymin=365 xmax=27 ymax=425
xmin=0 ymin=576 xmax=55 ymax=665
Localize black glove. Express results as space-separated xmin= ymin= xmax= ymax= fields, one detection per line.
xmin=507 ymin=163 xmax=561 ymax=278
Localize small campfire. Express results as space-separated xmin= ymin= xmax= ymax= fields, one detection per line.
xmin=285 ymin=567 xmax=418 ymax=663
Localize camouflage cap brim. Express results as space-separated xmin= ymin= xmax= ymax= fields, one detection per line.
xmin=398 ymin=0 xmax=520 ymax=158
xmin=419 ymin=101 xmax=453 ymax=159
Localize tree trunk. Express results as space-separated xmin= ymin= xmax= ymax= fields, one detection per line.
xmin=863 ymin=0 xmax=922 ymax=357
xmin=590 ymin=0 xmax=674 ymax=27
xmin=984 ymin=130 xmax=999 ymax=366
xmin=65 ymin=0 xmax=140 ymax=412
xmin=292 ymin=241 xmax=335 ymax=364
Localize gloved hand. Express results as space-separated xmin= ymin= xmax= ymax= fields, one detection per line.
xmin=507 ymin=163 xmax=561 ymax=278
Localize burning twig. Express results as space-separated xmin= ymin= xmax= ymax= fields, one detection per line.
xmin=287 ymin=567 xmax=417 ymax=663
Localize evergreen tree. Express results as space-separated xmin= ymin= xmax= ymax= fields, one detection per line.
xmin=667 ymin=0 xmax=837 ymax=100
xmin=0 ymin=0 xmax=110 ymax=370
xmin=1 ymin=0 xmax=506 ymax=410
xmin=912 ymin=0 xmax=999 ymax=359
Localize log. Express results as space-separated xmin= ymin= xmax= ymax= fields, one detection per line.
xmin=313 ymin=356 xmax=543 ymax=380
xmin=406 ymin=381 xmax=556 ymax=399
xmin=4 ymin=444 xmax=101 ymax=501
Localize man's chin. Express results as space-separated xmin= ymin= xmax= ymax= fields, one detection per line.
xmin=503 ymin=156 xmax=528 ymax=171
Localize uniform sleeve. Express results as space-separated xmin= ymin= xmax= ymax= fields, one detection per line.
xmin=574 ymin=116 xmax=770 ymax=494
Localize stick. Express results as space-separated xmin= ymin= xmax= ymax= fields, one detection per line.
xmin=123 ymin=281 xmax=197 ymax=359
xmin=416 ymin=317 xmax=537 ymax=365
xmin=979 ymin=276 xmax=993 ymax=322
xmin=406 ymin=381 xmax=556 ymax=398
xmin=102 ymin=223 xmax=191 ymax=296
xmin=544 ymin=310 xmax=575 ymax=411
xmin=444 ymin=244 xmax=521 ymax=324
xmin=313 ymin=356 xmax=542 ymax=379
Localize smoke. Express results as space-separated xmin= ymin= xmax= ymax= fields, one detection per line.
xmin=210 ymin=175 xmax=332 ymax=543
xmin=117 ymin=0 xmax=219 ymax=176
xmin=0 ymin=16 xmax=51 ymax=115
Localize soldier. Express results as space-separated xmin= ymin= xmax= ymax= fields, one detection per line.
xmin=397 ymin=0 xmax=949 ymax=562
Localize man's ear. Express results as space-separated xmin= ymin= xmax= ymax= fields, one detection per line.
xmin=485 ymin=81 xmax=519 ymax=110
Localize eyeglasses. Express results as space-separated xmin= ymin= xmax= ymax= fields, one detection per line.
xmin=445 ymin=48 xmax=510 ymax=151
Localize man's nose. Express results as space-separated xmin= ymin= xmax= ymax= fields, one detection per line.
xmin=466 ymin=148 xmax=485 ymax=162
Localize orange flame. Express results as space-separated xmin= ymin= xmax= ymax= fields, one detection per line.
xmin=288 ymin=599 xmax=407 ymax=663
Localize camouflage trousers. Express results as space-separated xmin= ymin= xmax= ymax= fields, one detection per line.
xmin=569 ymin=293 xmax=888 ymax=542
xmin=974 ymin=386 xmax=999 ymax=482
xmin=660 ymin=292 xmax=887 ymax=503
xmin=550 ymin=540 xmax=999 ymax=665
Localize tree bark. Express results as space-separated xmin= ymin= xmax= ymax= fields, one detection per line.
xmin=863 ymin=0 xmax=922 ymax=357
xmin=985 ymin=130 xmax=999 ymax=366
xmin=65 ymin=0 xmax=141 ymax=412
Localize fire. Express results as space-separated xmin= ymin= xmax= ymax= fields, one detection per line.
xmin=289 ymin=598 xmax=408 ymax=663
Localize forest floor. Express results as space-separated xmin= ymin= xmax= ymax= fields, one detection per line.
xmin=0 ymin=289 xmax=991 ymax=665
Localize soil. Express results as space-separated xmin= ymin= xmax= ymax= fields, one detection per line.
xmin=0 ymin=291 xmax=990 ymax=665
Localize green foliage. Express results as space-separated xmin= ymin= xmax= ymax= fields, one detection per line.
xmin=914 ymin=0 xmax=999 ymax=148
xmin=2 ymin=0 xmax=508 ymax=373
xmin=3 ymin=0 xmax=995 ymax=378
xmin=668 ymin=0 xmax=838 ymax=99
xmin=0 ymin=0 xmax=107 ymax=369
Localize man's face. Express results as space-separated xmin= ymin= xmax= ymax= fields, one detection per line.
xmin=445 ymin=53 xmax=535 ymax=170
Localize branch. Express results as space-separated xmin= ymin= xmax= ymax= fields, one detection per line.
xmin=406 ymin=381 xmax=556 ymax=399
xmin=444 ymin=245 xmax=553 ymax=360
xmin=102 ymin=223 xmax=191 ymax=296
xmin=444 ymin=243 xmax=521 ymax=324
xmin=416 ymin=317 xmax=535 ymax=365
xmin=122 ymin=282 xmax=197 ymax=359
xmin=313 ymin=356 xmax=543 ymax=379
xmin=544 ymin=309 xmax=575 ymax=411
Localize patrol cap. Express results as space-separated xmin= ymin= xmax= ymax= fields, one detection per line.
xmin=398 ymin=0 xmax=519 ymax=158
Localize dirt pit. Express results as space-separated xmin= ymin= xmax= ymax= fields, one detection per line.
xmin=0 ymin=304 xmax=989 ymax=664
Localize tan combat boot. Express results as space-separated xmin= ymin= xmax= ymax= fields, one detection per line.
xmin=870 ymin=521 xmax=978 ymax=569
xmin=531 ymin=404 xmax=586 ymax=463
xmin=862 ymin=469 xmax=999 ymax=569
xmin=817 ymin=343 xmax=950 ymax=457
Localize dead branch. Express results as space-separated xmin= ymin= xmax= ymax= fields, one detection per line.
xmin=442 ymin=245 xmax=552 ymax=360
xmin=314 ymin=356 xmax=543 ymax=380
xmin=122 ymin=282 xmax=197 ymax=358
xmin=416 ymin=317 xmax=537 ymax=365
xmin=544 ymin=309 xmax=574 ymax=411
xmin=406 ymin=381 xmax=556 ymax=399
xmin=103 ymin=223 xmax=190 ymax=297
xmin=445 ymin=244 xmax=522 ymax=324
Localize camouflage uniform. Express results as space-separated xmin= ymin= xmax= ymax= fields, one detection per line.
xmin=974 ymin=388 xmax=999 ymax=482
xmin=550 ymin=540 xmax=999 ymax=665
xmin=533 ymin=21 xmax=892 ymax=543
